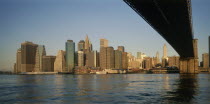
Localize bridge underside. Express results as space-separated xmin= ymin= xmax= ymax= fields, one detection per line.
xmin=124 ymin=0 xmax=194 ymax=58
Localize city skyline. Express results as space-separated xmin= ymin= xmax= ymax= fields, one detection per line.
xmin=1 ymin=0 xmax=210 ymax=71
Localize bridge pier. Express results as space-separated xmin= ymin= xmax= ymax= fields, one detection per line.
xmin=179 ymin=57 xmax=198 ymax=74
xmin=179 ymin=39 xmax=198 ymax=74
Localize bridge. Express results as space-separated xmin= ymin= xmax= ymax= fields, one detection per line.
xmin=124 ymin=0 xmax=198 ymax=73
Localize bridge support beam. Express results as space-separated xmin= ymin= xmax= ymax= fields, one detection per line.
xmin=179 ymin=39 xmax=198 ymax=74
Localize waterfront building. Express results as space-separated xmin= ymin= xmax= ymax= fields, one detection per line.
xmin=143 ymin=57 xmax=153 ymax=70
xmin=34 ymin=45 xmax=46 ymax=72
xmin=107 ymin=47 xmax=115 ymax=69
xmin=78 ymin=51 xmax=84 ymax=67
xmin=42 ymin=56 xmax=56 ymax=72
xmin=162 ymin=58 xmax=168 ymax=67
xmin=168 ymin=56 xmax=180 ymax=68
xmin=87 ymin=51 xmax=99 ymax=67
xmin=78 ymin=40 xmax=85 ymax=51
xmin=66 ymin=40 xmax=75 ymax=72
xmin=114 ymin=50 xmax=122 ymax=69
xmin=99 ymin=38 xmax=108 ymax=68
xmin=117 ymin=46 xmax=125 ymax=52
xmin=202 ymin=53 xmax=209 ymax=68
xmin=21 ymin=41 xmax=38 ymax=72
xmin=54 ymin=50 xmax=66 ymax=72
xmin=16 ymin=48 xmax=22 ymax=73
xmin=122 ymin=52 xmax=128 ymax=69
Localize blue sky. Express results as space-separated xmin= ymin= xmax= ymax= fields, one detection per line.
xmin=0 ymin=0 xmax=210 ymax=71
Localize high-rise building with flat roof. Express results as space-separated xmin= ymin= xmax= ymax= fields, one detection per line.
xmin=34 ymin=45 xmax=46 ymax=72
xmin=117 ymin=46 xmax=125 ymax=52
xmin=122 ymin=52 xmax=128 ymax=69
xmin=66 ymin=40 xmax=75 ymax=72
xmin=100 ymin=38 xmax=108 ymax=48
xmin=168 ymin=56 xmax=180 ymax=68
xmin=115 ymin=50 xmax=122 ymax=69
xmin=16 ymin=48 xmax=22 ymax=73
xmin=100 ymin=47 xmax=107 ymax=69
xmin=87 ymin=51 xmax=99 ymax=67
xmin=156 ymin=51 xmax=160 ymax=64
xmin=202 ymin=53 xmax=209 ymax=68
xmin=21 ymin=41 xmax=38 ymax=72
xmin=42 ymin=56 xmax=56 ymax=72
xmin=78 ymin=51 xmax=84 ymax=67
xmin=54 ymin=50 xmax=66 ymax=72
xmin=106 ymin=47 xmax=115 ymax=69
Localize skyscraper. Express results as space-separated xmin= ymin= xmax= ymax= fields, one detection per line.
xmin=100 ymin=38 xmax=108 ymax=68
xmin=202 ymin=53 xmax=209 ymax=68
xmin=16 ymin=48 xmax=22 ymax=73
xmin=87 ymin=51 xmax=99 ymax=67
xmin=34 ymin=45 xmax=46 ymax=72
xmin=137 ymin=52 xmax=141 ymax=59
xmin=21 ymin=41 xmax=38 ymax=72
xmin=78 ymin=51 xmax=84 ymax=67
xmin=54 ymin=50 xmax=66 ymax=72
xmin=42 ymin=56 xmax=56 ymax=72
xmin=106 ymin=47 xmax=115 ymax=69
xmin=117 ymin=46 xmax=125 ymax=52
xmin=78 ymin=40 xmax=85 ymax=51
xmin=115 ymin=50 xmax=122 ymax=69
xmin=122 ymin=52 xmax=128 ymax=69
xmin=66 ymin=40 xmax=75 ymax=72
xmin=100 ymin=38 xmax=108 ymax=48
xmin=163 ymin=44 xmax=167 ymax=59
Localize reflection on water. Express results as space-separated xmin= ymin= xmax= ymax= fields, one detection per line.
xmin=0 ymin=74 xmax=209 ymax=104
xmin=163 ymin=74 xmax=198 ymax=103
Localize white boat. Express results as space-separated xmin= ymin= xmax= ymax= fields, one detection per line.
xmin=96 ymin=71 xmax=107 ymax=74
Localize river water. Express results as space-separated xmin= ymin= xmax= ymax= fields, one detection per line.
xmin=0 ymin=74 xmax=210 ymax=104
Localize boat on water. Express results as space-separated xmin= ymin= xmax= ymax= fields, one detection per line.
xmin=96 ymin=71 xmax=107 ymax=74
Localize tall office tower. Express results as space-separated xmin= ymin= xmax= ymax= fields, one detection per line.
xmin=163 ymin=44 xmax=168 ymax=59
xmin=99 ymin=38 xmax=108 ymax=68
xmin=106 ymin=47 xmax=115 ymax=69
xmin=168 ymin=56 xmax=180 ymax=68
xmin=114 ymin=50 xmax=122 ymax=69
xmin=162 ymin=58 xmax=168 ymax=67
xmin=34 ymin=45 xmax=46 ymax=72
xmin=54 ymin=50 xmax=66 ymax=72
xmin=42 ymin=56 xmax=56 ymax=72
xmin=21 ymin=41 xmax=38 ymax=72
xmin=100 ymin=38 xmax=108 ymax=48
xmin=209 ymin=36 xmax=210 ymax=67
xmin=16 ymin=48 xmax=22 ymax=73
xmin=78 ymin=51 xmax=84 ymax=67
xmin=100 ymin=47 xmax=107 ymax=69
xmin=202 ymin=53 xmax=209 ymax=68
xmin=156 ymin=51 xmax=160 ymax=63
xmin=78 ymin=40 xmax=85 ymax=51
xmin=87 ymin=51 xmax=98 ymax=67
xmin=66 ymin=40 xmax=75 ymax=72
xmin=117 ymin=46 xmax=125 ymax=52
xmin=122 ymin=52 xmax=128 ymax=69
